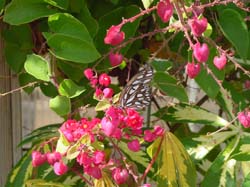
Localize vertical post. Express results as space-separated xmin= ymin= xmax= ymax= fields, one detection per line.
xmin=0 ymin=21 xmax=22 ymax=186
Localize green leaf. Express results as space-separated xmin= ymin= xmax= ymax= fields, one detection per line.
xmin=119 ymin=141 xmax=150 ymax=170
xmin=56 ymin=131 xmax=70 ymax=154
xmin=218 ymin=9 xmax=249 ymax=60
xmin=151 ymin=58 xmax=173 ymax=72
xmin=25 ymin=179 xmax=71 ymax=187
xmin=231 ymin=134 xmax=250 ymax=161
xmin=148 ymin=132 xmax=196 ymax=187
xmin=18 ymin=124 xmax=60 ymax=147
xmin=48 ymin=13 xmax=93 ymax=43
xmin=24 ymin=54 xmax=50 ymax=81
xmin=6 ymin=149 xmax=33 ymax=187
xmin=141 ymin=0 xmax=154 ymax=9
xmin=95 ymin=100 xmax=111 ymax=111
xmin=66 ymin=134 xmax=91 ymax=160
xmin=154 ymin=72 xmax=188 ymax=102
xmin=18 ymin=73 xmax=38 ymax=94
xmin=4 ymin=0 xmax=59 ymax=25
xmin=243 ymin=173 xmax=250 ymax=187
xmin=58 ymin=79 xmax=85 ymax=98
xmin=184 ymin=131 xmax=237 ymax=160
xmin=57 ymin=60 xmax=86 ymax=81
xmin=47 ymin=34 xmax=100 ymax=63
xmin=40 ymin=82 xmax=58 ymax=98
xmin=154 ymin=103 xmax=230 ymax=127
xmin=201 ymin=136 xmax=240 ymax=187
xmin=49 ymin=96 xmax=71 ymax=116
xmin=44 ymin=0 xmax=69 ymax=10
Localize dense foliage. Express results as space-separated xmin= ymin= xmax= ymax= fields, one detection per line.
xmin=1 ymin=0 xmax=250 ymax=186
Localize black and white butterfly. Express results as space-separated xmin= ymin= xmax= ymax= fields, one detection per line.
xmin=118 ymin=64 xmax=153 ymax=110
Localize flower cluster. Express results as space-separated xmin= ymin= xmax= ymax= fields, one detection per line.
xmin=84 ymin=68 xmax=114 ymax=100
xmin=32 ymin=151 xmax=68 ymax=175
xmin=60 ymin=118 xmax=100 ymax=143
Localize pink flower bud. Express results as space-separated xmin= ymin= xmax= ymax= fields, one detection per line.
xmin=144 ymin=130 xmax=156 ymax=142
xmin=90 ymin=77 xmax=98 ymax=88
xmin=99 ymin=73 xmax=111 ymax=87
xmin=213 ymin=55 xmax=227 ymax=70
xmin=193 ymin=43 xmax=209 ymax=63
xmin=103 ymin=88 xmax=114 ymax=99
xmin=188 ymin=17 xmax=208 ymax=37
xmin=46 ymin=152 xmax=61 ymax=165
xmin=141 ymin=184 xmax=151 ymax=187
xmin=109 ymin=52 xmax=123 ymax=67
xmin=53 ymin=161 xmax=68 ymax=175
xmin=127 ymin=139 xmax=140 ymax=152
xmin=104 ymin=25 xmax=125 ymax=46
xmin=238 ymin=111 xmax=250 ymax=128
xmin=84 ymin=68 xmax=94 ymax=80
xmin=112 ymin=168 xmax=129 ymax=185
xmin=186 ymin=62 xmax=201 ymax=79
xmin=153 ymin=125 xmax=165 ymax=136
xmin=95 ymin=88 xmax=103 ymax=98
xmin=85 ymin=166 xmax=102 ymax=179
xmin=101 ymin=117 xmax=117 ymax=136
xmin=93 ymin=151 xmax=105 ymax=165
xmin=157 ymin=0 xmax=174 ymax=23
xmin=32 ymin=151 xmax=47 ymax=167
xmin=245 ymin=80 xmax=250 ymax=89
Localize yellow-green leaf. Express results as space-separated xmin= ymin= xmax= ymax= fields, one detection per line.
xmin=148 ymin=132 xmax=196 ymax=187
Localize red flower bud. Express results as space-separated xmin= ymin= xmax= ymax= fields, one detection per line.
xmin=112 ymin=168 xmax=129 ymax=185
xmin=188 ymin=17 xmax=208 ymax=37
xmin=103 ymin=88 xmax=114 ymax=98
xmin=32 ymin=151 xmax=47 ymax=167
xmin=84 ymin=68 xmax=94 ymax=80
xmin=104 ymin=25 xmax=125 ymax=46
xmin=127 ymin=139 xmax=140 ymax=152
xmin=213 ymin=55 xmax=227 ymax=70
xmin=109 ymin=52 xmax=123 ymax=67
xmin=186 ymin=62 xmax=201 ymax=79
xmin=238 ymin=111 xmax=250 ymax=128
xmin=193 ymin=42 xmax=209 ymax=63
xmin=157 ymin=0 xmax=174 ymax=23
xmin=53 ymin=161 xmax=68 ymax=175
xmin=46 ymin=152 xmax=61 ymax=165
xmin=99 ymin=73 xmax=111 ymax=87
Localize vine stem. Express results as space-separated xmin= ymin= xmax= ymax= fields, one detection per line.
xmin=140 ymin=135 xmax=164 ymax=184
xmin=0 ymin=81 xmax=38 ymax=97
xmin=71 ymin=167 xmax=94 ymax=186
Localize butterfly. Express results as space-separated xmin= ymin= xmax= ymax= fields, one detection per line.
xmin=118 ymin=64 xmax=153 ymax=110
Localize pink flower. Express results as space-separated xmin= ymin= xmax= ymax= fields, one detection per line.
xmin=112 ymin=168 xmax=129 ymax=185
xmin=238 ymin=111 xmax=250 ymax=128
xmin=101 ymin=117 xmax=118 ymax=137
xmin=127 ymin=139 xmax=140 ymax=152
xmin=32 ymin=151 xmax=47 ymax=167
xmin=77 ymin=152 xmax=92 ymax=166
xmin=46 ymin=152 xmax=61 ymax=165
xmin=193 ymin=43 xmax=209 ymax=63
xmin=99 ymin=73 xmax=111 ymax=87
xmin=85 ymin=166 xmax=102 ymax=179
xmin=186 ymin=62 xmax=201 ymax=79
xmin=53 ymin=161 xmax=68 ymax=175
xmin=153 ymin=125 xmax=165 ymax=136
xmin=104 ymin=25 xmax=125 ymax=46
xmin=109 ymin=52 xmax=123 ymax=67
xmin=188 ymin=17 xmax=208 ymax=37
xmin=144 ymin=130 xmax=156 ymax=142
xmin=213 ymin=55 xmax=227 ymax=70
xmin=103 ymin=88 xmax=114 ymax=99
xmin=157 ymin=0 xmax=174 ymax=23
xmin=84 ymin=68 xmax=94 ymax=80
xmin=125 ymin=108 xmax=143 ymax=130
xmin=93 ymin=151 xmax=105 ymax=165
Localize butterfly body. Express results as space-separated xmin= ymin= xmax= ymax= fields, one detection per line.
xmin=118 ymin=64 xmax=153 ymax=110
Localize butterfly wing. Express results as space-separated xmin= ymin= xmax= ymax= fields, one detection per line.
xmin=119 ymin=64 xmax=153 ymax=110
